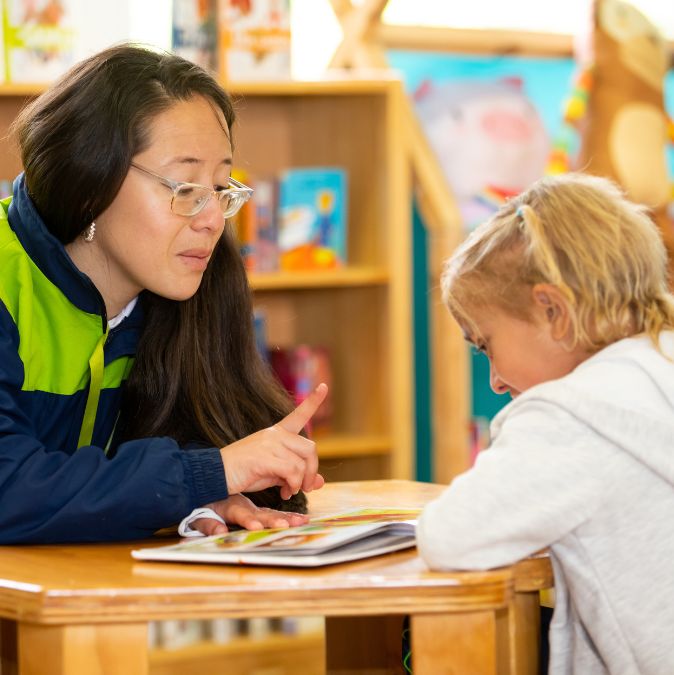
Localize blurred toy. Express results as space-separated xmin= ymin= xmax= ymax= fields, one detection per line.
xmin=559 ymin=0 xmax=674 ymax=273
xmin=414 ymin=77 xmax=550 ymax=229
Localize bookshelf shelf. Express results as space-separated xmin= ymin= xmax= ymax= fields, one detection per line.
xmin=0 ymin=84 xmax=46 ymax=96
xmin=0 ymin=77 xmax=405 ymax=100
xmin=315 ymin=432 xmax=391 ymax=458
xmin=230 ymin=76 xmax=401 ymax=97
xmin=249 ymin=266 xmax=388 ymax=290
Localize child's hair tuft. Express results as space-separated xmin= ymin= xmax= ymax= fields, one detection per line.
xmin=442 ymin=173 xmax=674 ymax=349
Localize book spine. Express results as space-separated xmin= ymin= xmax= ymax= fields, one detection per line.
xmin=172 ymin=0 xmax=218 ymax=73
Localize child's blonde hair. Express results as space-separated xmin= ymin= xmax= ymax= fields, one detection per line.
xmin=443 ymin=173 xmax=674 ymax=350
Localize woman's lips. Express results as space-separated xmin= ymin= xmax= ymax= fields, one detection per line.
xmin=178 ymin=249 xmax=211 ymax=271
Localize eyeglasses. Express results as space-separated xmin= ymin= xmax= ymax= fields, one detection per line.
xmin=130 ymin=162 xmax=253 ymax=218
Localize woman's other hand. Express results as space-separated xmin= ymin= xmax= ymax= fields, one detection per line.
xmin=220 ymin=383 xmax=328 ymax=499
xmin=190 ymin=494 xmax=309 ymax=536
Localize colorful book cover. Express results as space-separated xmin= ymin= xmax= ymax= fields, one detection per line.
xmin=172 ymin=0 xmax=218 ymax=73
xmin=3 ymin=0 xmax=76 ymax=83
xmin=278 ymin=167 xmax=348 ymax=271
xmin=218 ymin=0 xmax=291 ymax=81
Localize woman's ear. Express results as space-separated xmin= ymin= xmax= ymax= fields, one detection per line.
xmin=531 ymin=283 xmax=572 ymax=341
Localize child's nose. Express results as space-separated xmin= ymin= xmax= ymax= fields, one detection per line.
xmin=489 ymin=365 xmax=509 ymax=395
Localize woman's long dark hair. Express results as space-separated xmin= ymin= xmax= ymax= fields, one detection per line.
xmin=13 ymin=44 xmax=302 ymax=511
xmin=121 ymin=229 xmax=302 ymax=511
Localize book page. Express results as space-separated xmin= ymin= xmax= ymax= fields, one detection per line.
xmin=135 ymin=507 xmax=420 ymax=557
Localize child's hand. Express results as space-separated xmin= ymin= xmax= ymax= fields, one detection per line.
xmin=220 ymin=383 xmax=328 ymax=499
xmin=190 ymin=494 xmax=309 ymax=536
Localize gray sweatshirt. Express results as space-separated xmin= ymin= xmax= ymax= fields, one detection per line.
xmin=417 ymin=333 xmax=674 ymax=674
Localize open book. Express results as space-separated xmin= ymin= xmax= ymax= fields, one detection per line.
xmin=132 ymin=507 xmax=420 ymax=567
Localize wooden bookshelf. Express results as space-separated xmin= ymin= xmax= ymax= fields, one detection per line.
xmin=231 ymin=79 xmax=414 ymax=481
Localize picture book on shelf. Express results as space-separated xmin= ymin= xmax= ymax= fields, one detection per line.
xmin=218 ymin=0 xmax=291 ymax=81
xmin=278 ymin=167 xmax=348 ymax=271
xmin=3 ymin=0 xmax=76 ymax=83
xmin=132 ymin=507 xmax=420 ymax=568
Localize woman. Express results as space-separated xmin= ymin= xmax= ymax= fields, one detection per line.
xmin=0 ymin=44 xmax=326 ymax=543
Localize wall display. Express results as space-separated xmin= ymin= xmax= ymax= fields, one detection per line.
xmin=414 ymin=76 xmax=550 ymax=230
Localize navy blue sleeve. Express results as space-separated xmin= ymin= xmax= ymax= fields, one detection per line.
xmin=0 ymin=302 xmax=229 ymax=543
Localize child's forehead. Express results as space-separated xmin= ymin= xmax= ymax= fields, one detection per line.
xmin=456 ymin=300 xmax=521 ymax=341
xmin=454 ymin=309 xmax=487 ymax=342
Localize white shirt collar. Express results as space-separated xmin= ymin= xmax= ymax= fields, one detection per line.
xmin=108 ymin=296 xmax=138 ymax=329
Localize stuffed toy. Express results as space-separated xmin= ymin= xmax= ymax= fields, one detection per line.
xmin=553 ymin=0 xmax=674 ymax=274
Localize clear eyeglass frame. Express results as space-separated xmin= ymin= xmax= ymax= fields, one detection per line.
xmin=130 ymin=162 xmax=254 ymax=218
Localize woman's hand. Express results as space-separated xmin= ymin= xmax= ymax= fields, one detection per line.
xmin=190 ymin=494 xmax=309 ymax=536
xmin=220 ymin=383 xmax=328 ymax=500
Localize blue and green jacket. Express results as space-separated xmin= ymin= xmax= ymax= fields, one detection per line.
xmin=0 ymin=174 xmax=228 ymax=543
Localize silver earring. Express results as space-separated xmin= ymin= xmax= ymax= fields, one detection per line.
xmin=83 ymin=222 xmax=96 ymax=242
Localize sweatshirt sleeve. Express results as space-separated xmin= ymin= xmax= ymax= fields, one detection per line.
xmin=417 ymin=398 xmax=610 ymax=571
xmin=0 ymin=302 xmax=229 ymax=544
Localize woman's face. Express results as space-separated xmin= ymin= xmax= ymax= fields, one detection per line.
xmin=74 ymin=95 xmax=233 ymax=315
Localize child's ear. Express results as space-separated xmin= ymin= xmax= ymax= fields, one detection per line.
xmin=531 ymin=283 xmax=571 ymax=341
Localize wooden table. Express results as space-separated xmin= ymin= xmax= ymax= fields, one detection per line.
xmin=0 ymin=480 xmax=553 ymax=675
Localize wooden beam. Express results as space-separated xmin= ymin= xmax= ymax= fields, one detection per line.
xmin=328 ymin=0 xmax=353 ymax=21
xmin=329 ymin=0 xmax=390 ymax=68
xmin=377 ymin=24 xmax=575 ymax=57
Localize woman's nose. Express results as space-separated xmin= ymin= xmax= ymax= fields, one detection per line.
xmin=191 ymin=194 xmax=224 ymax=232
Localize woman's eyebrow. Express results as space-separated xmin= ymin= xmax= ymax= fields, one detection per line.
xmin=165 ymin=157 xmax=233 ymax=167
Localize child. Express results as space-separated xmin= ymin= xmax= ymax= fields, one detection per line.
xmin=416 ymin=173 xmax=674 ymax=674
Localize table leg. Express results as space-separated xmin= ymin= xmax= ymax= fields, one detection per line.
xmin=411 ymin=610 xmax=507 ymax=675
xmin=325 ymin=615 xmax=405 ymax=674
xmin=1 ymin=619 xmax=18 ymax=675
xmin=507 ymin=592 xmax=541 ymax=675
xmin=16 ymin=622 xmax=148 ymax=675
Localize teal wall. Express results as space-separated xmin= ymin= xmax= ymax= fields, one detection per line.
xmin=412 ymin=201 xmax=432 ymax=481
